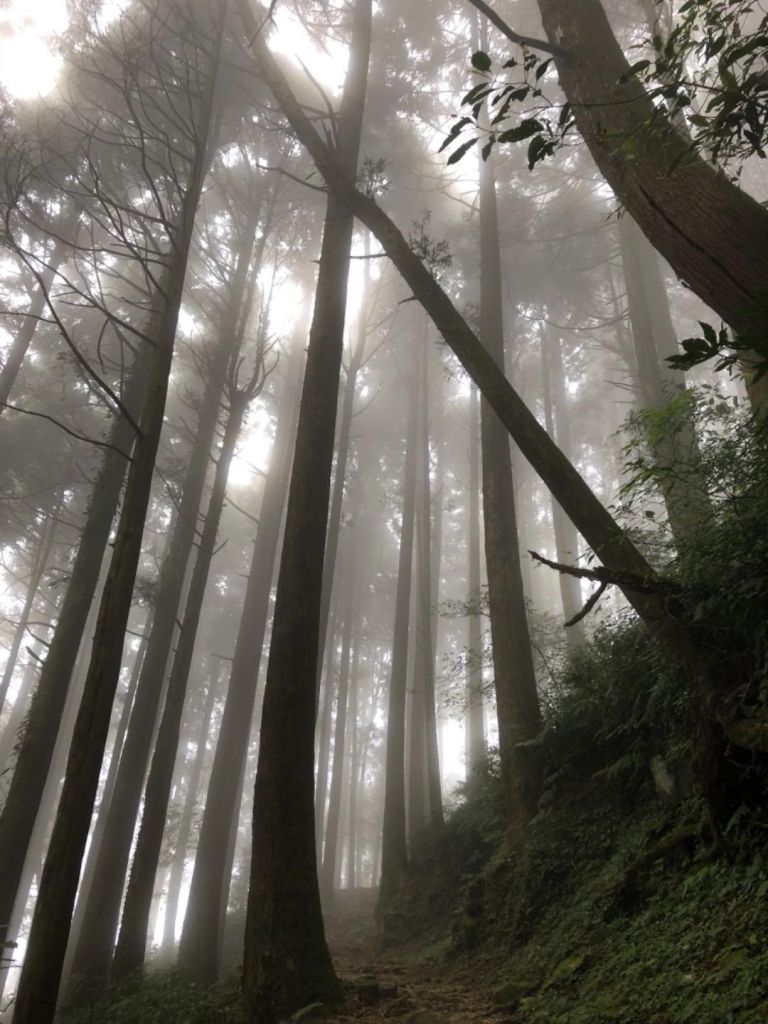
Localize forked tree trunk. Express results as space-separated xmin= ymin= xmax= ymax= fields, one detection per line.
xmin=242 ymin=1 xmax=371 ymax=1017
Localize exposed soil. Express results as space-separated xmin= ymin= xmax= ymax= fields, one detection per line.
xmin=322 ymin=888 xmax=499 ymax=1024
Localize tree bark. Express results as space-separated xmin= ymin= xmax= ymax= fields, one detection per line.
xmin=465 ymin=385 xmax=485 ymax=773
xmin=112 ymin=371 xmax=255 ymax=980
xmin=177 ymin=347 xmax=300 ymax=983
xmin=65 ymin=180 xmax=261 ymax=1004
xmin=241 ymin=0 xmax=371 ymax=1017
xmin=478 ymin=146 xmax=542 ymax=836
xmin=533 ymin=0 xmax=768 ymax=413
xmin=379 ymin=366 xmax=419 ymax=908
xmin=12 ymin=123 xmax=207 ymax=1022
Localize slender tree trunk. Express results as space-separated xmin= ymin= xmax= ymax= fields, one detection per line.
xmin=532 ymin=0 xmax=768 ymax=413
xmin=11 ymin=69 xmax=215 ymax=1022
xmin=177 ymin=349 xmax=300 ymax=983
xmin=0 ymin=503 xmax=60 ymax=714
xmin=618 ymin=214 xmax=713 ymax=544
xmin=379 ymin=367 xmax=419 ymax=909
xmin=162 ymin=666 xmax=220 ymax=950
xmin=0 ymin=229 xmax=71 ymax=413
xmin=62 ymin=622 xmax=149 ymax=980
xmin=345 ymin=630 xmax=362 ymax=890
xmin=415 ymin=336 xmax=443 ymax=832
xmin=242 ymin=1 xmax=371 ymax=1017
xmin=0 ymin=355 xmax=148 ymax=961
xmin=465 ymin=385 xmax=485 ymax=773
xmin=65 ymin=180 xmax=259 ymax=1004
xmin=113 ymin=377 xmax=254 ymax=980
xmin=316 ymin=599 xmax=340 ymax=857
xmin=540 ymin=333 xmax=585 ymax=644
xmin=320 ymin=562 xmax=355 ymax=901
xmin=478 ymin=147 xmax=542 ymax=836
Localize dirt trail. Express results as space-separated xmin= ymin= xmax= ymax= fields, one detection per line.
xmin=322 ymin=888 xmax=500 ymax=1024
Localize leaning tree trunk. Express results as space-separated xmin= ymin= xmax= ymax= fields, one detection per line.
xmin=177 ymin=347 xmax=300 ymax=983
xmin=379 ymin=366 xmax=419 ymax=911
xmin=112 ymin=373 xmax=256 ymax=980
xmin=0 ymin=353 xmax=148 ymax=963
xmin=241 ymin=1 xmax=371 ymax=1018
xmin=531 ymin=0 xmax=768 ymax=414
xmin=65 ymin=189 xmax=262 ymax=1005
xmin=478 ymin=143 xmax=542 ymax=836
xmin=11 ymin=128 xmax=208 ymax=1024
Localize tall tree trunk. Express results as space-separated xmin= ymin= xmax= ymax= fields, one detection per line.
xmin=315 ymin=601 xmax=339 ymax=855
xmin=540 ymin=333 xmax=585 ymax=645
xmin=618 ymin=214 xmax=713 ymax=544
xmin=62 ymin=621 xmax=149 ymax=981
xmin=0 ymin=502 xmax=60 ymax=714
xmin=177 ymin=348 xmax=300 ymax=983
xmin=0 ymin=355 xmax=148 ymax=962
xmin=378 ymin=366 xmax=419 ymax=910
xmin=320 ymin=559 xmax=355 ymax=901
xmin=345 ymin=628 xmax=362 ymax=890
xmin=162 ymin=665 xmax=220 ymax=950
xmin=532 ymin=0 xmax=768 ymax=413
xmin=65 ymin=185 xmax=261 ymax=1004
xmin=240 ymin=9 xmax=664 ymax=623
xmin=242 ymin=1 xmax=371 ymax=1017
xmin=11 ymin=61 xmax=216 ymax=1021
xmin=415 ymin=336 xmax=443 ymax=832
xmin=113 ymin=371 xmax=256 ymax=980
xmin=478 ymin=146 xmax=542 ymax=836
xmin=465 ymin=385 xmax=485 ymax=773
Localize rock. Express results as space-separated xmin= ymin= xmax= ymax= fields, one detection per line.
xmin=492 ymin=978 xmax=538 ymax=1006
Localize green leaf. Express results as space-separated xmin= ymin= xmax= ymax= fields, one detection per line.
xmin=499 ymin=118 xmax=544 ymax=144
xmin=471 ymin=50 xmax=492 ymax=72
xmin=446 ymin=139 xmax=476 ymax=165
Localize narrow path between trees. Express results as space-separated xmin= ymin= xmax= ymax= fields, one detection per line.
xmin=323 ymin=889 xmax=500 ymax=1024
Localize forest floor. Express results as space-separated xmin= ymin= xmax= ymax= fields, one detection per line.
xmin=322 ymin=887 xmax=499 ymax=1024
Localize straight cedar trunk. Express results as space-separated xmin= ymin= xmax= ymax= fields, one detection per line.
xmin=314 ymin=235 xmax=371 ymax=843
xmin=66 ymin=187 xmax=261 ymax=1004
xmin=12 ymin=124 xmax=208 ymax=1024
xmin=315 ymin=600 xmax=340 ymax=854
xmin=540 ymin=332 xmax=585 ymax=644
xmin=0 ymin=355 xmax=147 ymax=959
xmin=465 ymin=385 xmax=485 ymax=772
xmin=0 ymin=223 xmax=73 ymax=413
xmin=478 ymin=147 xmax=542 ymax=834
xmin=163 ymin=667 xmax=220 ymax=949
xmin=379 ymin=368 xmax=419 ymax=909
xmin=345 ymin=631 xmax=362 ymax=889
xmin=618 ymin=214 xmax=713 ymax=544
xmin=531 ymin=0 xmax=768 ymax=413
xmin=0 ymin=500 xmax=60 ymax=713
xmin=320 ymin=567 xmax=355 ymax=901
xmin=415 ymin=336 xmax=443 ymax=832
xmin=242 ymin=1 xmax=371 ymax=1018
xmin=62 ymin=621 xmax=150 ymax=981
xmin=177 ymin=349 xmax=300 ymax=982
xmin=113 ymin=375 xmax=256 ymax=979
